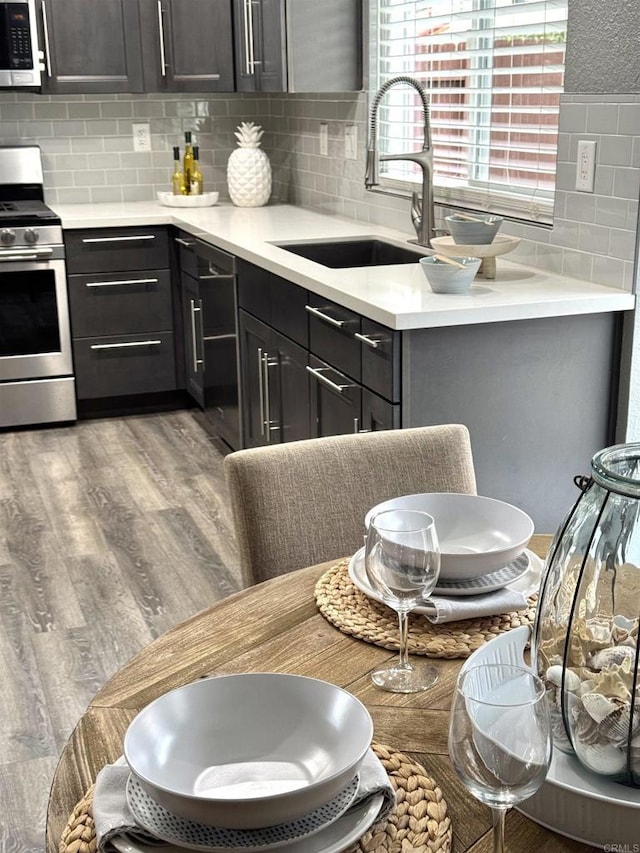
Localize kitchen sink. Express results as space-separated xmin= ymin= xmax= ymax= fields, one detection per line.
xmin=275 ymin=238 xmax=427 ymax=268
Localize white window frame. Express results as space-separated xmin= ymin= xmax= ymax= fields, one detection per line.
xmin=369 ymin=0 xmax=568 ymax=224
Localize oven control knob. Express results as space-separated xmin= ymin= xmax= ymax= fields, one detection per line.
xmin=0 ymin=228 xmax=16 ymax=245
xmin=24 ymin=228 xmax=40 ymax=244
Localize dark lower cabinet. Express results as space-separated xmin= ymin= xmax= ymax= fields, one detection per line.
xmin=308 ymin=354 xmax=360 ymax=438
xmin=66 ymin=226 xmax=176 ymax=407
xmin=361 ymin=388 xmax=400 ymax=432
xmin=239 ymin=310 xmax=309 ymax=448
xmin=177 ymin=235 xmax=241 ymax=450
xmin=73 ymin=333 xmax=176 ymax=398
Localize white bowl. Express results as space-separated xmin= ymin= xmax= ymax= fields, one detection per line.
xmin=365 ymin=493 xmax=534 ymax=581
xmin=124 ymin=673 xmax=373 ymax=829
xmin=157 ymin=191 xmax=219 ymax=208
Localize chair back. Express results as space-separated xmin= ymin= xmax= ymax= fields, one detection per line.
xmin=224 ymin=424 xmax=476 ymax=586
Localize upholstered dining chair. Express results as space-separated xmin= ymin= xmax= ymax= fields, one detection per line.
xmin=224 ymin=424 xmax=477 ymax=587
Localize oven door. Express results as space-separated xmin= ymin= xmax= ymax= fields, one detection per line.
xmin=0 ymin=251 xmax=72 ymax=381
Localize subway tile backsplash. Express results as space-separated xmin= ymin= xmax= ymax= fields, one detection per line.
xmin=0 ymin=90 xmax=637 ymax=292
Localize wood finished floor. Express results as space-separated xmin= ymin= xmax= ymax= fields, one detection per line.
xmin=0 ymin=411 xmax=242 ymax=852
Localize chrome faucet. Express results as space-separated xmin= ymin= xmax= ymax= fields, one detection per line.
xmin=364 ymin=75 xmax=434 ymax=248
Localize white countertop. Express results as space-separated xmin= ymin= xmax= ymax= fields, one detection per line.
xmin=52 ymin=201 xmax=635 ymax=331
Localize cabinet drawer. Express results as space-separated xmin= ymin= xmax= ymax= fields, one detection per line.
xmin=237 ymin=259 xmax=271 ymax=323
xmin=308 ymin=354 xmax=361 ymax=438
xmin=360 ymin=318 xmax=401 ymax=403
xmin=65 ymin=227 xmax=170 ymax=274
xmin=73 ymin=332 xmax=176 ymax=399
xmin=68 ymin=270 xmax=172 ymax=338
xmin=361 ymin=388 xmax=401 ymax=432
xmin=270 ymin=275 xmax=308 ymax=348
xmin=307 ymin=294 xmax=360 ymax=382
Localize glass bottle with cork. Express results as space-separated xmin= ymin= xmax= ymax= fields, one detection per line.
xmin=190 ymin=145 xmax=203 ymax=195
xmin=171 ymin=146 xmax=186 ymax=195
xmin=183 ymin=131 xmax=195 ymax=195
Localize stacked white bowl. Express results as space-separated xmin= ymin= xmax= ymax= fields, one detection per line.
xmin=124 ymin=672 xmax=373 ymax=832
xmin=365 ymin=493 xmax=534 ymax=581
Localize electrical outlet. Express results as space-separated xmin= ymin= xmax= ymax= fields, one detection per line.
xmin=576 ymin=139 xmax=596 ymax=192
xmin=132 ymin=123 xmax=151 ymax=153
xmin=345 ymin=125 xmax=357 ymax=160
xmin=319 ymin=123 xmax=329 ymax=156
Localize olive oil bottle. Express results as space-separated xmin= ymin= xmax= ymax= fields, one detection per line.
xmin=183 ymin=131 xmax=195 ymax=194
xmin=190 ymin=145 xmax=203 ymax=195
xmin=171 ymin=146 xmax=186 ymax=195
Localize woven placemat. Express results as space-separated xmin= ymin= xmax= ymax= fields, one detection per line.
xmin=58 ymin=743 xmax=451 ymax=853
xmin=315 ymin=559 xmax=536 ymax=659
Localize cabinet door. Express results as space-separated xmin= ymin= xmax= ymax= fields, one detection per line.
xmin=38 ymin=0 xmax=144 ymax=94
xmin=308 ymin=355 xmax=361 ymax=439
xmin=233 ymin=0 xmax=285 ymax=92
xmin=360 ymin=389 xmax=400 ymax=433
xmin=269 ymin=329 xmax=310 ymax=444
xmin=141 ymin=0 xmax=234 ymax=92
xmin=238 ymin=310 xmax=271 ymax=448
xmin=181 ymin=273 xmax=205 ymax=407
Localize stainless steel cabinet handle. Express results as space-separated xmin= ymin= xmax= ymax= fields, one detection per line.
xmin=305 ymin=305 xmax=346 ymax=328
xmin=242 ymin=0 xmax=251 ymax=74
xmin=354 ymin=332 xmax=380 ymax=349
xmin=257 ymin=346 xmax=265 ymax=436
xmin=81 ymin=235 xmax=156 ymax=244
xmin=41 ymin=0 xmax=52 ymax=77
xmin=262 ymin=351 xmax=271 ymax=443
xmin=85 ymin=278 xmax=159 ymax=288
xmin=199 ymin=273 xmax=235 ymax=281
xmin=175 ymin=237 xmax=195 ymax=248
xmin=306 ymin=365 xmax=356 ymax=394
xmin=90 ymin=340 xmax=161 ymax=350
xmin=157 ymin=0 xmax=167 ymax=76
xmin=189 ymin=299 xmax=203 ymax=372
xmin=202 ymin=333 xmax=236 ymax=342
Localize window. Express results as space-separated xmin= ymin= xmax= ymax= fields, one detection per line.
xmin=370 ymin=0 xmax=568 ymax=223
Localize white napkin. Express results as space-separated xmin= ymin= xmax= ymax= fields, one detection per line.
xmin=422 ymin=586 xmax=529 ymax=624
xmin=93 ymin=749 xmax=396 ymax=851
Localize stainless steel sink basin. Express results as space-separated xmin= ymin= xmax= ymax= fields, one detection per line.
xmin=275 ymin=238 xmax=427 ymax=268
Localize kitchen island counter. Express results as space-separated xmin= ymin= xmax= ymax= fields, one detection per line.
xmin=53 ymin=201 xmax=634 ymax=331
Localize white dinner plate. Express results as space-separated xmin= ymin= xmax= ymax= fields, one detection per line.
xmin=112 ymin=793 xmax=384 ymax=853
xmin=348 ymin=547 xmax=542 ymax=603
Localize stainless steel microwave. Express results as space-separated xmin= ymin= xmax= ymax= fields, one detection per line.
xmin=0 ymin=0 xmax=41 ymax=87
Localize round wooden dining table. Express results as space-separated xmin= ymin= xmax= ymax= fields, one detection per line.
xmin=46 ymin=534 xmax=596 ymax=852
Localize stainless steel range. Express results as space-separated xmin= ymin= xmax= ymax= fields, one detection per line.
xmin=0 ymin=145 xmax=76 ymax=428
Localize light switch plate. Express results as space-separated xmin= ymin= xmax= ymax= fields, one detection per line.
xmin=576 ymin=140 xmax=596 ymax=192
xmin=345 ymin=125 xmax=357 ymax=160
xmin=319 ymin=123 xmax=328 ymax=156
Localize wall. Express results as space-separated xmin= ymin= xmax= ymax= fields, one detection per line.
xmin=0 ymin=92 xmax=270 ymax=205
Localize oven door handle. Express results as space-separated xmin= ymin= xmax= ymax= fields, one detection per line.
xmin=0 ymin=248 xmax=54 ymax=261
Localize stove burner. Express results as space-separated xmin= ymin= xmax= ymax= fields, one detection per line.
xmin=0 ymin=199 xmax=60 ymax=225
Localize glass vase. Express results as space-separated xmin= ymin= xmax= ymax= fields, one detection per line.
xmin=532 ymin=443 xmax=640 ymax=787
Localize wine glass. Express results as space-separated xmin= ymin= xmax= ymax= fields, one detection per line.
xmin=364 ymin=508 xmax=440 ymax=693
xmin=448 ymin=663 xmax=552 ymax=853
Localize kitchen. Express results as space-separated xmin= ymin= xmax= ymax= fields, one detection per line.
xmin=1 ymin=1 xmax=639 ymax=850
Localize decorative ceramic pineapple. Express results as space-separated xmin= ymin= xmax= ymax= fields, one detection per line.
xmin=227 ymin=122 xmax=272 ymax=207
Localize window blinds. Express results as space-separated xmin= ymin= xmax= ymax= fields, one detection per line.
xmin=371 ymin=0 xmax=568 ymax=223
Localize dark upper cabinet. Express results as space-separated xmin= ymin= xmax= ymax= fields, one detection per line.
xmin=140 ymin=0 xmax=235 ymax=93
xmin=234 ymin=0 xmax=362 ymax=93
xmin=37 ymin=0 xmax=235 ymax=95
xmin=37 ymin=0 xmax=145 ymax=94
